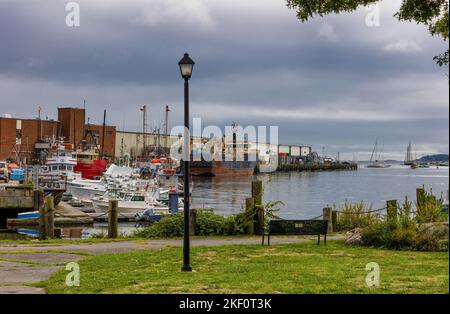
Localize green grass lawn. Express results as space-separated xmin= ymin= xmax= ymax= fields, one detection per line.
xmin=36 ymin=240 xmax=449 ymax=294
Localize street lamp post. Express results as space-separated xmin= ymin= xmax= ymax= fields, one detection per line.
xmin=178 ymin=53 xmax=195 ymax=272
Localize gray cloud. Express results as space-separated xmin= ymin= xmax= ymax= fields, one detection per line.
xmin=0 ymin=0 xmax=448 ymax=160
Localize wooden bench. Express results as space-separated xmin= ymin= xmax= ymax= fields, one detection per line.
xmin=262 ymin=219 xmax=328 ymax=246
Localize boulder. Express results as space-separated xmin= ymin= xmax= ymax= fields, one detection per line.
xmin=418 ymin=222 xmax=449 ymax=240
xmin=345 ymin=228 xmax=364 ymax=246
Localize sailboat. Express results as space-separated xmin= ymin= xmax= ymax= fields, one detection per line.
xmin=367 ymin=139 xmax=391 ymax=168
xmin=404 ymin=142 xmax=416 ymax=166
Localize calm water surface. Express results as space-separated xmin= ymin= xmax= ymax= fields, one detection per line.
xmin=191 ymin=164 xmax=449 ymax=219
xmin=2 ymin=164 xmax=448 ymax=239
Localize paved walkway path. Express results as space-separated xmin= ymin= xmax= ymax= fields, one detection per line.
xmin=0 ymin=235 xmax=344 ymax=294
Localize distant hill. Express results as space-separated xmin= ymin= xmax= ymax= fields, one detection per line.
xmin=416 ymin=154 xmax=449 ymax=163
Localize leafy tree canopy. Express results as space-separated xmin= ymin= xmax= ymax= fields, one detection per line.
xmin=286 ymin=0 xmax=449 ymax=66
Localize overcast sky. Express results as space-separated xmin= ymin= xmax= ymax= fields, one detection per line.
xmin=0 ymin=0 xmax=448 ymax=160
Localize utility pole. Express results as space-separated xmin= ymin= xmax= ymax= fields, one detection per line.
xmin=140 ymin=105 xmax=148 ymax=149
xmin=164 ymin=105 xmax=170 ymax=150
xmin=101 ymin=109 xmax=106 ymax=158
xmin=38 ymin=105 xmax=42 ymax=140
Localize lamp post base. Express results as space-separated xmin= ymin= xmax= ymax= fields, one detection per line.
xmin=181 ymin=265 xmax=192 ymax=272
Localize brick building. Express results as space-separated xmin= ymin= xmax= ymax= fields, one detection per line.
xmin=0 ymin=108 xmax=116 ymax=162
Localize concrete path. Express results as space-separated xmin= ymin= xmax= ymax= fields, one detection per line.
xmin=0 ymin=236 xmax=317 ymax=254
xmin=0 ymin=235 xmax=343 ymax=294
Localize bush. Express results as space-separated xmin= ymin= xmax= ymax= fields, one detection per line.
xmin=195 ymin=211 xmax=227 ymax=236
xmin=335 ymin=201 xmax=380 ymax=231
xmin=361 ymin=222 xmax=393 ymax=248
xmin=134 ymin=214 xmax=184 ymax=238
xmin=89 ymin=231 xmax=107 ymax=239
xmin=134 ymin=210 xmax=248 ymax=238
xmin=355 ymin=188 xmax=449 ymax=252
xmin=390 ymin=227 xmax=417 ymax=250
xmin=415 ymin=188 xmax=448 ymax=223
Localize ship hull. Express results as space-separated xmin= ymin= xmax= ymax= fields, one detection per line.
xmin=190 ymin=160 xmax=256 ymax=177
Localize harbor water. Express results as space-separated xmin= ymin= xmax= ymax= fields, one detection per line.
xmin=191 ymin=164 xmax=449 ymax=219
xmin=1 ymin=164 xmax=448 ymax=239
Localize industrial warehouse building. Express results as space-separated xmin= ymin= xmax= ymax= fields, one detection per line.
xmin=0 ymin=108 xmax=116 ymax=163
xmin=1 ymin=107 xmax=312 ymax=164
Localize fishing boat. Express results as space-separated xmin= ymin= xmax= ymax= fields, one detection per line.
xmin=367 ymin=139 xmax=391 ymax=168
xmin=74 ymin=149 xmax=108 ymax=180
xmin=91 ymin=189 xmax=182 ymax=214
xmin=44 ymin=141 xmax=81 ymax=181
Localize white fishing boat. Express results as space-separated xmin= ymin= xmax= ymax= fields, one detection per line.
xmin=44 ymin=141 xmax=81 ymax=180
xmin=91 ymin=189 xmax=182 ymax=214
xmin=367 ymin=139 xmax=391 ymax=168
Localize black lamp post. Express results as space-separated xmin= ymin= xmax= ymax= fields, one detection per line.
xmin=178 ymin=53 xmax=195 ymax=272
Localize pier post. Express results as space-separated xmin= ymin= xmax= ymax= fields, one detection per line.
xmin=322 ymin=207 xmax=333 ymax=233
xmin=331 ymin=210 xmax=338 ymax=232
xmin=252 ymin=180 xmax=264 ymax=235
xmin=35 ymin=190 xmax=46 ymax=240
xmin=386 ymin=200 xmax=398 ymax=222
xmin=108 ymin=200 xmax=119 ymax=238
xmin=245 ymin=197 xmax=255 ymax=235
xmin=44 ymin=196 xmax=55 ymax=239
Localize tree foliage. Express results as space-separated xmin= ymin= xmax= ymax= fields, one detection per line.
xmin=286 ymin=0 xmax=449 ymax=66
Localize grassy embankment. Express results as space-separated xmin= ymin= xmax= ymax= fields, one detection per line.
xmin=36 ymin=240 xmax=448 ymax=294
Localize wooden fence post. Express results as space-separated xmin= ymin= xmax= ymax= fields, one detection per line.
xmin=245 ymin=197 xmax=255 ymax=235
xmin=331 ymin=210 xmax=338 ymax=232
xmin=108 ymin=200 xmax=118 ymax=238
xmin=252 ymin=181 xmax=264 ymax=235
xmin=416 ymin=187 xmax=425 ymax=209
xmin=322 ymin=207 xmax=333 ymax=233
xmin=189 ymin=208 xmax=197 ymax=236
xmin=386 ymin=200 xmax=398 ymax=222
xmin=35 ymin=190 xmax=46 ymax=241
xmin=44 ymin=196 xmax=54 ymax=239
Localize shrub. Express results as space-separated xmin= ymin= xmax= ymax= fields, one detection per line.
xmin=89 ymin=231 xmax=107 ymax=239
xmin=335 ymin=201 xmax=380 ymax=231
xmin=133 ymin=210 xmax=249 ymax=238
xmin=222 ymin=212 xmax=248 ymax=236
xmin=415 ymin=188 xmax=448 ymax=223
xmin=390 ymin=227 xmax=417 ymax=250
xmin=195 ymin=211 xmax=227 ymax=236
xmin=361 ymin=221 xmax=392 ymax=248
xmin=134 ymin=214 xmax=184 ymax=238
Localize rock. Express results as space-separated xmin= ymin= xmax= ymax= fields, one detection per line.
xmin=345 ymin=228 xmax=364 ymax=246
xmin=418 ymin=222 xmax=449 ymax=240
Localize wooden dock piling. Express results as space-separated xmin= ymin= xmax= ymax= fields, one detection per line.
xmin=108 ymin=200 xmax=119 ymax=238
xmin=44 ymin=196 xmax=55 ymax=239
xmin=252 ymin=180 xmax=264 ymax=235
xmin=331 ymin=210 xmax=338 ymax=232
xmin=35 ymin=190 xmax=46 ymax=240
xmin=245 ymin=197 xmax=255 ymax=235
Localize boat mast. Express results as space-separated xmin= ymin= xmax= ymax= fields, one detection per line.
xmin=369 ymin=139 xmax=378 ymax=163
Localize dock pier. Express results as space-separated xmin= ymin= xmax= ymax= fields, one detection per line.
xmin=274 ymin=162 xmax=358 ymax=172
